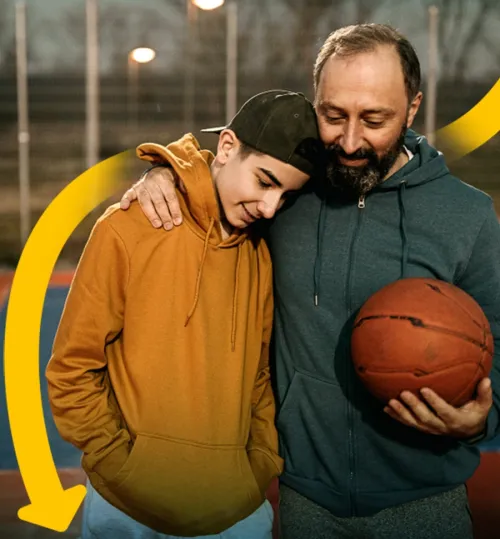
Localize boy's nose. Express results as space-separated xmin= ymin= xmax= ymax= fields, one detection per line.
xmin=257 ymin=194 xmax=281 ymax=219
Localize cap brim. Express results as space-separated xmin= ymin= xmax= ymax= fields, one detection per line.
xmin=200 ymin=125 xmax=227 ymax=134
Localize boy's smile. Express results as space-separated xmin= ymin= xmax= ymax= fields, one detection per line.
xmin=241 ymin=204 xmax=258 ymax=224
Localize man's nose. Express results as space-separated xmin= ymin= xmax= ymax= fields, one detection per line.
xmin=339 ymin=121 xmax=364 ymax=156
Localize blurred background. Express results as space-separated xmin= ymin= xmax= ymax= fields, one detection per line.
xmin=0 ymin=0 xmax=499 ymax=537
xmin=0 ymin=0 xmax=499 ymax=265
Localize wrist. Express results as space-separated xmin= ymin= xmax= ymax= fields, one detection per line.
xmin=463 ymin=431 xmax=486 ymax=444
xmin=461 ymin=422 xmax=487 ymax=443
xmin=140 ymin=162 xmax=172 ymax=179
xmin=92 ymin=440 xmax=131 ymax=481
xmin=247 ymin=447 xmax=283 ymax=495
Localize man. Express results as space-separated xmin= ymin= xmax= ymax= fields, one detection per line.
xmin=120 ymin=24 xmax=500 ymax=539
xmin=46 ymin=90 xmax=322 ymax=539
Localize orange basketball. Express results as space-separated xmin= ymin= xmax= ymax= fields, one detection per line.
xmin=351 ymin=278 xmax=493 ymax=406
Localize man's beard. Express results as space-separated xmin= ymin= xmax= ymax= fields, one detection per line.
xmin=325 ymin=124 xmax=407 ymax=197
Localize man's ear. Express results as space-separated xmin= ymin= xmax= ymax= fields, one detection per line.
xmin=407 ymin=91 xmax=423 ymax=128
xmin=216 ymin=129 xmax=239 ymax=165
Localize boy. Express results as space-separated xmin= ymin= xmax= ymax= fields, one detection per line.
xmin=46 ymin=90 xmax=323 ymax=539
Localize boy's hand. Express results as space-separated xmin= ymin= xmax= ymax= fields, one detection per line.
xmin=120 ymin=167 xmax=186 ymax=230
xmin=384 ymin=377 xmax=492 ymax=439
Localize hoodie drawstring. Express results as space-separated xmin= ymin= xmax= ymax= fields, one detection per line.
xmin=313 ymin=182 xmax=410 ymax=305
xmin=231 ymin=244 xmax=241 ymax=351
xmin=184 ymin=218 xmax=241 ymax=352
xmin=185 ymin=218 xmax=215 ymax=327
xmin=313 ymin=197 xmax=327 ymax=306
xmin=398 ymin=181 xmax=409 ymax=278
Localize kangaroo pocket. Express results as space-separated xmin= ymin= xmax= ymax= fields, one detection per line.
xmin=105 ymin=432 xmax=262 ymax=535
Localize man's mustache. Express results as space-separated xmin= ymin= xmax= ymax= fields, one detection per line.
xmin=326 ymin=145 xmax=378 ymax=163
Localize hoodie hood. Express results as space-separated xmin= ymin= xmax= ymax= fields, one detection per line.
xmin=137 ymin=134 xmax=247 ymax=248
xmin=377 ymin=129 xmax=450 ymax=190
xmin=137 ymin=134 xmax=248 ymax=346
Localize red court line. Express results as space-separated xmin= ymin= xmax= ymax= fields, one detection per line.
xmin=0 ymin=272 xmax=14 ymax=310
xmin=0 ymin=271 xmax=75 ymax=311
xmin=0 ymin=468 xmax=84 ymax=537
xmin=467 ymin=451 xmax=500 ymax=539
xmin=48 ymin=271 xmax=74 ymax=287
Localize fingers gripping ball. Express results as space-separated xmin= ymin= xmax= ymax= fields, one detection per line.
xmin=351 ymin=278 xmax=493 ymax=406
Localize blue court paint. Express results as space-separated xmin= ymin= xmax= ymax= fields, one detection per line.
xmin=0 ymin=286 xmax=81 ymax=470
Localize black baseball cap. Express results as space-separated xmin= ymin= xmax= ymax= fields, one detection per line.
xmin=201 ymin=90 xmax=323 ymax=176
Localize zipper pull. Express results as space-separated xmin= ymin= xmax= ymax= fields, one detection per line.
xmin=358 ymin=195 xmax=365 ymax=209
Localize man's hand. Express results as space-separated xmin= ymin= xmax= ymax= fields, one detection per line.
xmin=120 ymin=167 xmax=186 ymax=230
xmin=384 ymin=377 xmax=493 ymax=439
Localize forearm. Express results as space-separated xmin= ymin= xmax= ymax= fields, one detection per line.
xmin=247 ymin=350 xmax=284 ymax=492
xmin=47 ymin=348 xmax=130 ymax=458
xmin=247 ymin=260 xmax=283 ymax=491
xmin=456 ymin=203 xmax=500 ymax=443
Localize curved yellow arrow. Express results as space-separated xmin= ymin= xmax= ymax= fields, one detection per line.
xmin=4 ymin=151 xmax=130 ymax=532
xmin=436 ymin=77 xmax=500 ymax=161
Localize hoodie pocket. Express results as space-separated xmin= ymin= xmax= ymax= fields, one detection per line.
xmin=277 ymin=370 xmax=346 ymax=495
xmin=105 ymin=432 xmax=262 ymax=535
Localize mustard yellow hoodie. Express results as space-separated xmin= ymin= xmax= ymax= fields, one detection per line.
xmin=46 ymin=134 xmax=283 ymax=536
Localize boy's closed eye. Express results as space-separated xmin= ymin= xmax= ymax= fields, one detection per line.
xmin=257 ymin=177 xmax=273 ymax=189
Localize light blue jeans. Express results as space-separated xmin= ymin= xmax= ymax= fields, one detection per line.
xmin=81 ymin=480 xmax=274 ymax=539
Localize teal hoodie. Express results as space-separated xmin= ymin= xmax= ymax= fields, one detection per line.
xmin=267 ymin=130 xmax=500 ymax=517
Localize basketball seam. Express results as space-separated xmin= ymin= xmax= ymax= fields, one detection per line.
xmin=359 ymin=359 xmax=488 ymax=405
xmin=427 ymin=284 xmax=485 ymax=334
xmin=429 ymin=285 xmax=492 ymax=357
xmin=358 ymin=360 xmax=483 ymax=376
xmin=353 ymin=315 xmax=491 ymax=352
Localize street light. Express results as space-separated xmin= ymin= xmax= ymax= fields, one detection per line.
xmin=192 ymin=0 xmax=224 ymax=10
xmin=130 ymin=47 xmax=156 ymax=64
xmin=224 ymin=0 xmax=237 ymax=123
xmin=426 ymin=6 xmax=439 ymax=146
xmin=184 ymin=1 xmax=198 ymax=133
xmin=127 ymin=47 xmax=157 ymax=133
xmin=189 ymin=0 xmax=237 ymax=124
xmin=86 ymin=0 xmax=99 ymax=171
xmin=15 ymin=0 xmax=30 ymax=245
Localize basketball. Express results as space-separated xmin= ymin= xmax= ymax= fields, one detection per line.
xmin=351 ymin=278 xmax=493 ymax=406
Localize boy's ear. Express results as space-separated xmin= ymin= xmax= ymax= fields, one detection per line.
xmin=217 ymin=129 xmax=239 ymax=164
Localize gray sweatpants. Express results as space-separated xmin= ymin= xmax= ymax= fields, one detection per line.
xmin=278 ymin=484 xmax=473 ymax=539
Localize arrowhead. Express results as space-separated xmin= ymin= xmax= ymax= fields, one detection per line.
xmin=17 ymin=484 xmax=87 ymax=532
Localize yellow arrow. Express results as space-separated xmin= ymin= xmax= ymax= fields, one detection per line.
xmin=436 ymin=78 xmax=500 ymax=161
xmin=4 ymin=151 xmax=130 ymax=532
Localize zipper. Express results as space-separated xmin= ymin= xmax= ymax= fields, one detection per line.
xmin=345 ymin=195 xmax=366 ymax=516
